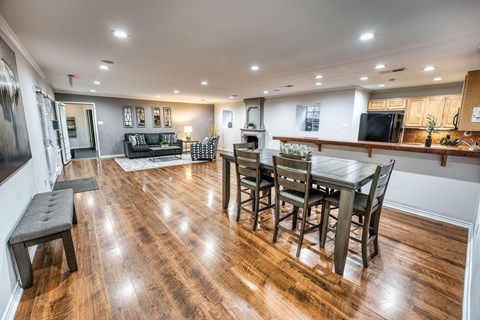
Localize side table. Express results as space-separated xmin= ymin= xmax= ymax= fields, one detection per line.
xmin=183 ymin=140 xmax=198 ymax=153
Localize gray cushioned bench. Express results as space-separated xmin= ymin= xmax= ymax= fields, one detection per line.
xmin=9 ymin=189 xmax=78 ymax=288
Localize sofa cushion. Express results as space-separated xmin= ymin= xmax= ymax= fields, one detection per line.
xmin=145 ymin=134 xmax=160 ymax=145
xmin=136 ymin=134 xmax=146 ymax=145
xmin=129 ymin=135 xmax=138 ymax=146
xmin=132 ymin=145 xmax=151 ymax=152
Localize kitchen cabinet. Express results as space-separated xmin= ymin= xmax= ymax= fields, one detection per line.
xmin=424 ymin=96 xmax=445 ymax=126
xmin=387 ymin=99 xmax=407 ymax=110
xmin=442 ymin=95 xmax=462 ymax=129
xmin=404 ymin=98 xmax=425 ymax=127
xmin=368 ymin=99 xmax=387 ymax=111
xmin=367 ymin=98 xmax=406 ymax=111
xmin=458 ymin=70 xmax=480 ymax=131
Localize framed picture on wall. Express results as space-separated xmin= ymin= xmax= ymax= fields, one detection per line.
xmin=163 ymin=107 xmax=172 ymax=128
xmin=136 ymin=106 xmax=146 ymax=127
xmin=122 ymin=106 xmax=133 ymax=128
xmin=153 ymin=107 xmax=161 ymax=127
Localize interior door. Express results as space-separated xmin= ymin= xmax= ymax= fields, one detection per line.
xmin=55 ymin=102 xmax=72 ymax=164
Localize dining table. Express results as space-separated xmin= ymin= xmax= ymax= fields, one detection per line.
xmin=219 ymin=149 xmax=379 ymax=275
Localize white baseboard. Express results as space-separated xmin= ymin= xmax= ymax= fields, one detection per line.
xmin=384 ymin=201 xmax=472 ymax=229
xmin=1 ymin=283 xmax=23 ymax=320
xmin=100 ymin=154 xmax=124 ymax=159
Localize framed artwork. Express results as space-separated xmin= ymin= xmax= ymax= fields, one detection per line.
xmin=153 ymin=107 xmax=161 ymax=127
xmin=136 ymin=106 xmax=145 ymax=127
xmin=122 ymin=106 xmax=133 ymax=128
xmin=0 ymin=36 xmax=32 ymax=184
xmin=163 ymin=107 xmax=172 ymax=128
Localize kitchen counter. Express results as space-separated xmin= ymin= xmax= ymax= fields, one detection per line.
xmin=272 ymin=136 xmax=480 ymax=166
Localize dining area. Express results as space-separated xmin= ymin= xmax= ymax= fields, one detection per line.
xmin=220 ymin=143 xmax=395 ymax=276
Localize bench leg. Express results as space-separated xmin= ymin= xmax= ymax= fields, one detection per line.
xmin=62 ymin=231 xmax=78 ymax=272
xmin=11 ymin=243 xmax=33 ymax=289
xmin=72 ymin=204 xmax=77 ymax=225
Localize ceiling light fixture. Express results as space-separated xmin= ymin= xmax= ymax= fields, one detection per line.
xmin=375 ymin=64 xmax=386 ymax=69
xmin=229 ymin=95 xmax=235 ymax=99
xmin=263 ymin=90 xmax=269 ymax=94
xmin=360 ymin=76 xmax=368 ymax=81
xmin=156 ymin=95 xmax=161 ymax=98
xmin=359 ymin=32 xmax=376 ymax=41
xmin=201 ymin=81 xmax=208 ymax=86
xmin=173 ymin=90 xmax=180 ymax=94
xmin=90 ymin=89 xmax=96 ymax=93
xmin=99 ymin=65 xmax=110 ymax=70
xmin=93 ymin=81 xmax=101 ymax=85
xmin=433 ymin=77 xmax=443 ymax=81
xmin=378 ymin=84 xmax=386 ymax=87
xmin=315 ymin=82 xmax=322 ymax=86
xmin=250 ymin=65 xmax=259 ymax=71
xmin=112 ymin=30 xmax=128 ymax=38
xmin=422 ymin=66 xmax=437 ymax=72
xmin=314 ymin=75 xmax=323 ymax=79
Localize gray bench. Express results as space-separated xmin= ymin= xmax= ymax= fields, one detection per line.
xmin=9 ymin=189 xmax=78 ymax=288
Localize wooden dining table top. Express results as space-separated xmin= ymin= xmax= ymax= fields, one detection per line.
xmin=220 ymin=149 xmax=380 ymax=190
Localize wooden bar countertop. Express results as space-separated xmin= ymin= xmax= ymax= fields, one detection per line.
xmin=272 ymin=136 xmax=480 ymax=166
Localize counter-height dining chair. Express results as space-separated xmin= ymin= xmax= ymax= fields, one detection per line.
xmin=320 ymin=160 xmax=395 ymax=267
xmin=272 ymin=155 xmax=326 ymax=257
xmin=233 ymin=142 xmax=256 ymax=150
xmin=234 ymin=149 xmax=275 ymax=231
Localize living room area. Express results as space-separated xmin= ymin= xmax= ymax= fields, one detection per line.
xmin=1 ymin=1 xmax=480 ymax=320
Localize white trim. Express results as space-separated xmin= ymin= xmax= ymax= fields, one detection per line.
xmin=70 ymin=146 xmax=92 ymax=150
xmin=100 ymin=154 xmax=124 ymax=159
xmin=1 ymin=283 xmax=23 ymax=320
xmin=463 ymin=227 xmax=473 ymax=320
xmin=384 ymin=201 xmax=472 ymax=229
xmin=0 ymin=15 xmax=48 ymax=82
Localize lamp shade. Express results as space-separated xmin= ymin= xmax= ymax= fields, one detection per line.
xmin=184 ymin=126 xmax=193 ymax=133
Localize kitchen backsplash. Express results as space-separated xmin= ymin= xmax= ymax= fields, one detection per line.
xmin=403 ymin=129 xmax=480 ymax=144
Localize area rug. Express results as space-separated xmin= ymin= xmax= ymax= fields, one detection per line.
xmin=54 ymin=177 xmax=99 ymax=193
xmin=114 ymin=156 xmax=206 ymax=172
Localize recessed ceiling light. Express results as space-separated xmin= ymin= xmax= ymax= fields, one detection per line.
xmin=173 ymin=90 xmax=180 ymax=94
xmin=263 ymin=90 xmax=269 ymax=94
xmin=433 ymin=77 xmax=443 ymax=81
xmin=93 ymin=81 xmax=101 ymax=85
xmin=112 ymin=30 xmax=128 ymax=38
xmin=422 ymin=66 xmax=437 ymax=72
xmin=360 ymin=76 xmax=368 ymax=81
xmin=359 ymin=32 xmax=376 ymax=41
xmin=156 ymin=95 xmax=161 ymax=98
xmin=201 ymin=81 xmax=208 ymax=86
xmin=229 ymin=95 xmax=235 ymax=99
xmin=250 ymin=65 xmax=259 ymax=71
xmin=315 ymin=82 xmax=322 ymax=86
xmin=99 ymin=65 xmax=110 ymax=70
xmin=375 ymin=64 xmax=386 ymax=69
xmin=378 ymin=84 xmax=386 ymax=87
xmin=314 ymin=75 xmax=323 ymax=79
xmin=90 ymin=89 xmax=96 ymax=93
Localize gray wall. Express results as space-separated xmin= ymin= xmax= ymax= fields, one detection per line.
xmin=370 ymin=82 xmax=463 ymax=99
xmin=56 ymin=94 xmax=214 ymax=156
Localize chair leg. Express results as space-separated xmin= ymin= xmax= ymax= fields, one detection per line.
xmin=236 ymin=182 xmax=242 ymax=222
xmin=320 ymin=201 xmax=330 ymax=248
xmin=372 ymin=209 xmax=382 ymax=254
xmin=272 ymin=197 xmax=280 ymax=243
xmin=292 ymin=206 xmax=298 ymax=230
xmin=62 ymin=230 xmax=78 ymax=272
xmin=252 ymin=190 xmax=260 ymax=231
xmin=361 ymin=212 xmax=372 ymax=268
xmin=296 ymin=208 xmax=309 ymax=257
xmin=11 ymin=242 xmax=33 ymax=289
xmin=72 ymin=204 xmax=77 ymax=225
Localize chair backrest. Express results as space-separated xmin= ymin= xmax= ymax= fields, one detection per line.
xmin=234 ymin=149 xmax=261 ymax=183
xmin=366 ymin=159 xmax=395 ymax=213
xmin=233 ymin=142 xmax=255 ymax=150
xmin=272 ymin=155 xmax=312 ymax=197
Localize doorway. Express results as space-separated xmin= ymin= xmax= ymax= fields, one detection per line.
xmin=63 ymin=102 xmax=100 ymax=159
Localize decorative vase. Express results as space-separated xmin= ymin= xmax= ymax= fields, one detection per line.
xmin=425 ymin=135 xmax=432 ymax=147
xmin=161 ymin=144 xmax=169 ymax=148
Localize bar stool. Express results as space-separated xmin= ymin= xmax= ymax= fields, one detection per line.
xmin=320 ymin=160 xmax=395 ymax=267
xmin=233 ymin=149 xmax=275 ymax=231
xmin=272 ymin=155 xmax=326 ymax=257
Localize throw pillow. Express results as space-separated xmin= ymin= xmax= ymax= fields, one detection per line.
xmin=136 ymin=134 xmax=146 ymax=145
xmin=163 ymin=133 xmax=177 ymax=144
xmin=201 ymin=137 xmax=210 ymax=145
xmin=129 ymin=135 xmax=137 ymax=146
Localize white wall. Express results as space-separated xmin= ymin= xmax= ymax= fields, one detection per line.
xmin=214 ymin=101 xmax=245 ymax=150
xmin=469 ymin=193 xmax=480 ymax=319
xmin=0 ymin=21 xmax=53 ymax=319
xmin=65 ymin=104 xmax=92 ymax=149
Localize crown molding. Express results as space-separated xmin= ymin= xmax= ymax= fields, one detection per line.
xmin=0 ymin=14 xmax=48 ymax=82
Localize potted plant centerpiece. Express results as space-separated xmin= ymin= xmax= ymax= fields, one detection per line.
xmin=247 ymin=122 xmax=255 ymax=129
xmin=424 ymin=114 xmax=438 ymax=147
xmin=160 ymin=140 xmax=169 ymax=148
xmin=280 ymin=143 xmax=313 ymax=160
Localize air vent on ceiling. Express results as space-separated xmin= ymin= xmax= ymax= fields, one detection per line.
xmin=378 ymin=67 xmax=407 ymax=75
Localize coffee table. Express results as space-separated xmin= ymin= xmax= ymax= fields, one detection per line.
xmin=149 ymin=146 xmax=182 ymax=162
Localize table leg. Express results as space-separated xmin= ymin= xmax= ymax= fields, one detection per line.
xmin=334 ymin=187 xmax=355 ymax=275
xmin=222 ymin=158 xmax=231 ymax=209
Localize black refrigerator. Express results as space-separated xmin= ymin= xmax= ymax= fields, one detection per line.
xmin=358 ymin=112 xmax=404 ymax=143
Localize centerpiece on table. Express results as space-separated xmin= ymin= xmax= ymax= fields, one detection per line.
xmin=424 ymin=114 xmax=438 ymax=147
xmin=160 ymin=140 xmax=169 ymax=148
xmin=280 ymin=143 xmax=313 ymax=160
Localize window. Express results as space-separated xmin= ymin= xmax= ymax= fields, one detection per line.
xmin=295 ymin=104 xmax=321 ymax=132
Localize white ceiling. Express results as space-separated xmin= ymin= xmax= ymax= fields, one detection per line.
xmin=1 ymin=0 xmax=480 ymax=103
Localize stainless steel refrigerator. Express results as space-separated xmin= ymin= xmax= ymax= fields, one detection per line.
xmin=358 ymin=112 xmax=404 ymax=143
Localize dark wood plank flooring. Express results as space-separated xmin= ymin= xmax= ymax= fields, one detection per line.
xmin=14 ymin=157 xmax=467 ymax=319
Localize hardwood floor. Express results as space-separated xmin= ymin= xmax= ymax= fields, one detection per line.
xmin=14 ymin=157 xmax=467 ymax=319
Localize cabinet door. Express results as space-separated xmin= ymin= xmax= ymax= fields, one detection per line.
xmin=368 ymin=99 xmax=386 ymax=111
xmin=424 ymin=96 xmax=445 ymax=127
xmin=404 ymin=98 xmax=426 ymax=127
xmin=441 ymin=95 xmax=462 ymax=129
xmin=387 ymin=98 xmax=407 ymax=110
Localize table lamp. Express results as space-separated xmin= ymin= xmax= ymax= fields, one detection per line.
xmin=184 ymin=126 xmax=193 ymax=141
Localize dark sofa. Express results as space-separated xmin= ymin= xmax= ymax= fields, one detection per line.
xmin=123 ymin=133 xmax=183 ymax=159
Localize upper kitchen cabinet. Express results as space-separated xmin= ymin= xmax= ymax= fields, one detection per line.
xmin=367 ymin=98 xmax=406 ymax=111
xmin=458 ymin=70 xmax=480 ymax=131
xmin=442 ymin=95 xmax=462 ymax=129
xmin=424 ymin=96 xmax=445 ymax=126
xmin=404 ymin=98 xmax=425 ymax=127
